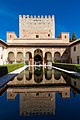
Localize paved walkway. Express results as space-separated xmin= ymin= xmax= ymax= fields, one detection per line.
xmin=28 ymin=65 xmax=51 ymax=67
xmin=0 ymin=65 xmax=28 ymax=88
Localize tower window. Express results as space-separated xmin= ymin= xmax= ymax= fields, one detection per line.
xmin=10 ymin=35 xmax=12 ymax=38
xmin=48 ymin=34 xmax=50 ymax=37
xmin=36 ymin=35 xmax=39 ymax=38
xmin=36 ymin=92 xmax=39 ymax=96
xmin=65 ymin=36 xmax=66 ymax=38
xmin=74 ymin=46 xmax=76 ymax=51
xmin=48 ymin=93 xmax=50 ymax=97
xmin=65 ymin=92 xmax=67 ymax=95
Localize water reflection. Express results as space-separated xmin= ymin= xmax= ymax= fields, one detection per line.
xmin=0 ymin=66 xmax=80 ymax=119
xmin=34 ymin=67 xmax=43 ymax=83
xmin=45 ymin=67 xmax=52 ymax=80
xmin=54 ymin=70 xmax=61 ymax=80
xmin=7 ymin=66 xmax=67 ymax=86
xmin=7 ymin=86 xmax=70 ymax=116
xmin=20 ymin=92 xmax=55 ymax=116
xmin=17 ymin=72 xmax=24 ymax=81
xmin=25 ymin=68 xmax=32 ymax=80
xmin=6 ymin=66 xmax=71 ymax=116
xmin=61 ymin=72 xmax=80 ymax=94
xmin=5 ymin=66 xmax=80 ymax=95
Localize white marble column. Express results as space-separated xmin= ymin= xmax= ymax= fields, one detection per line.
xmin=14 ymin=48 xmax=17 ymax=63
xmin=32 ymin=51 xmax=34 ymax=65
xmin=23 ymin=48 xmax=25 ymax=64
xmin=43 ymin=51 xmax=45 ymax=65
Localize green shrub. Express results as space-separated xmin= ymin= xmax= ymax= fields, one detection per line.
xmin=52 ymin=63 xmax=80 ymax=73
xmin=0 ymin=66 xmax=8 ymax=77
xmin=0 ymin=63 xmax=24 ymax=77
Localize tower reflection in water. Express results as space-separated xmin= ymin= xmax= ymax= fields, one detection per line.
xmin=7 ymin=66 xmax=70 ymax=116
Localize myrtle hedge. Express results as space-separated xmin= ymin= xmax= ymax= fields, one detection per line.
xmin=0 ymin=63 xmax=24 ymax=77
xmin=52 ymin=63 xmax=80 ymax=73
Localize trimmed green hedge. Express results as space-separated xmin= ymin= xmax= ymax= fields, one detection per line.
xmin=52 ymin=63 xmax=80 ymax=73
xmin=0 ymin=63 xmax=24 ymax=77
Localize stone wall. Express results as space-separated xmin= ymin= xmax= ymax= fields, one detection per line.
xmin=19 ymin=15 xmax=55 ymax=38
xmin=0 ymin=42 xmax=7 ymax=65
xmin=71 ymin=42 xmax=80 ymax=64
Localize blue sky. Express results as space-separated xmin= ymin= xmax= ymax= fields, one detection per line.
xmin=0 ymin=0 xmax=80 ymax=41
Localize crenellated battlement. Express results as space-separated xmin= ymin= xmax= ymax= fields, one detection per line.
xmin=19 ymin=15 xmax=54 ymax=19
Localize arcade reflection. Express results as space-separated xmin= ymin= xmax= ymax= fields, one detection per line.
xmin=7 ymin=88 xmax=70 ymax=116
xmin=61 ymin=72 xmax=80 ymax=94
xmin=6 ymin=66 xmax=71 ymax=116
xmin=7 ymin=66 xmax=68 ymax=86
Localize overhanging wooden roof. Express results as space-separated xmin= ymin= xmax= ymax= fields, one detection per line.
xmin=7 ymin=43 xmax=69 ymax=47
xmin=0 ymin=39 xmax=8 ymax=47
xmin=69 ymin=39 xmax=80 ymax=47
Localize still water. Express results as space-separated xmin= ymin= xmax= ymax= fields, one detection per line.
xmin=0 ymin=66 xmax=80 ymax=120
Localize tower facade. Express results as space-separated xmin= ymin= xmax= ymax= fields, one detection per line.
xmin=19 ymin=15 xmax=55 ymax=39
xmin=2 ymin=14 xmax=70 ymax=65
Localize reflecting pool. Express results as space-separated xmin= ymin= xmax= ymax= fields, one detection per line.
xmin=0 ymin=66 xmax=80 ymax=120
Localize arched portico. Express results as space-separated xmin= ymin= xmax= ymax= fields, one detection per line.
xmin=16 ymin=52 xmax=24 ymax=63
xmin=7 ymin=47 xmax=70 ymax=65
xmin=34 ymin=49 xmax=43 ymax=65
xmin=8 ymin=52 xmax=15 ymax=63
xmin=45 ymin=52 xmax=52 ymax=65
xmin=54 ymin=52 xmax=61 ymax=62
